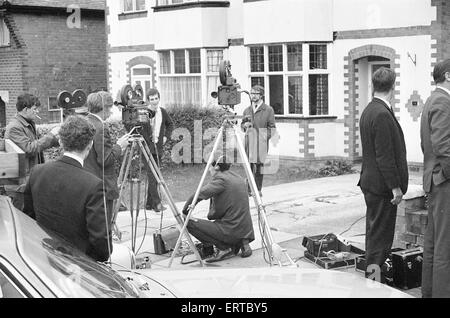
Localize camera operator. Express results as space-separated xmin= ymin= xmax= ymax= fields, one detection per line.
xmin=23 ymin=116 xmax=112 ymax=262
xmin=241 ymin=85 xmax=277 ymax=197
xmin=182 ymin=155 xmax=255 ymax=263
xmin=84 ymin=91 xmax=129 ymax=222
xmin=4 ymin=94 xmax=60 ymax=210
xmin=140 ymin=88 xmax=174 ymax=212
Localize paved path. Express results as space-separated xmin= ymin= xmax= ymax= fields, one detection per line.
xmin=113 ymin=171 xmax=423 ymax=297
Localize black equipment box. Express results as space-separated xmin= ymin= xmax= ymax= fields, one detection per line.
xmin=153 ymin=227 xmax=180 ymax=255
xmin=302 ymin=233 xmax=339 ymax=257
xmin=355 ymin=247 xmax=404 ymax=273
xmin=391 ymin=247 xmax=423 ymax=290
xmin=302 ymin=234 xmax=364 ymax=270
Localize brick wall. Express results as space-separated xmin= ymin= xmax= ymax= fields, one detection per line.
xmin=395 ymin=186 xmax=427 ymax=249
xmin=0 ymin=12 xmax=27 ymax=124
xmin=1 ymin=10 xmax=107 ymax=124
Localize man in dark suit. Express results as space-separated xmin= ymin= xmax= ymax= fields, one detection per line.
xmin=23 ymin=116 xmax=112 ymax=262
xmin=84 ymin=91 xmax=129 ymax=222
xmin=182 ymin=156 xmax=255 ymax=263
xmin=420 ymin=59 xmax=450 ymax=298
xmin=141 ymin=88 xmax=174 ymax=212
xmin=358 ymin=67 xmax=408 ymax=280
xmin=241 ymin=85 xmax=277 ymax=197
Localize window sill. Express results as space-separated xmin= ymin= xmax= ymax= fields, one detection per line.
xmin=275 ymin=115 xmax=337 ymax=120
xmin=118 ymin=10 xmax=148 ymax=20
xmin=153 ymin=1 xmax=230 ymax=12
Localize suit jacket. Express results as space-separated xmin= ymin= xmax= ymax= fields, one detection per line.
xmin=84 ymin=113 xmax=122 ymax=200
xmin=141 ymin=107 xmax=174 ymax=156
xmin=358 ymin=98 xmax=408 ymax=196
xmin=420 ymin=87 xmax=450 ymax=192
xmin=23 ymin=156 xmax=112 ymax=262
xmin=5 ymin=114 xmax=59 ymax=175
xmin=241 ymin=103 xmax=277 ymax=163
xmin=183 ymin=170 xmax=255 ymax=242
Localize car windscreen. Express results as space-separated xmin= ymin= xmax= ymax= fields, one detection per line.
xmin=14 ymin=209 xmax=139 ymax=298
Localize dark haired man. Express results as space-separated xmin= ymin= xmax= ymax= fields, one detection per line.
xmin=141 ymin=88 xmax=173 ymax=212
xmin=23 ymin=116 xmax=112 ymax=262
xmin=182 ymin=156 xmax=255 ymax=263
xmin=420 ymin=58 xmax=450 ymax=298
xmin=85 ymin=91 xmax=129 ymax=221
xmin=358 ymin=67 xmax=408 ymax=281
xmin=4 ymin=94 xmax=60 ymax=210
xmin=241 ymin=85 xmax=277 ymax=197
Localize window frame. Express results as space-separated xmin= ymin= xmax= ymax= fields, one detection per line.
xmin=248 ymin=42 xmax=331 ymax=117
xmin=157 ymin=48 xmax=225 ymax=106
xmin=0 ymin=18 xmax=10 ymax=47
xmin=131 ymin=64 xmax=153 ymax=99
xmin=47 ymin=97 xmax=63 ymax=124
xmin=122 ymin=0 xmax=147 ymax=13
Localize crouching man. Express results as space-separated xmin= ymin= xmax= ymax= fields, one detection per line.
xmin=182 ymin=156 xmax=255 ymax=263
xmin=23 ymin=116 xmax=112 ymax=262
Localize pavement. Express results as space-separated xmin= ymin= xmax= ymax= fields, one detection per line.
xmin=113 ymin=168 xmax=424 ymax=297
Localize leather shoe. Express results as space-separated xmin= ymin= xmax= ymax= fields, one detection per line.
xmin=205 ymin=248 xmax=235 ymax=263
xmin=240 ymin=240 xmax=252 ymax=258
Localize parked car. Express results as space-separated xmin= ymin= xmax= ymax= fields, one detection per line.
xmin=0 ymin=196 xmax=411 ymax=298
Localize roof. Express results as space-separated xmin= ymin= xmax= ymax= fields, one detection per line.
xmin=3 ymin=0 xmax=105 ymax=11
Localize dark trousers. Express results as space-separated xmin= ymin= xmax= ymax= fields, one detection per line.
xmin=187 ymin=219 xmax=240 ymax=251
xmin=146 ymin=153 xmax=161 ymax=208
xmin=422 ymin=181 xmax=450 ymax=298
xmin=363 ymin=190 xmax=397 ymax=278
xmin=250 ymin=163 xmax=264 ymax=192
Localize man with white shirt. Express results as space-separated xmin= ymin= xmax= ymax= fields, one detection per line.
xmin=241 ymin=85 xmax=277 ymax=197
xmin=358 ymin=67 xmax=408 ymax=282
xmin=23 ymin=116 xmax=112 ymax=262
xmin=140 ymin=88 xmax=173 ymax=212
xmin=420 ymin=59 xmax=450 ymax=298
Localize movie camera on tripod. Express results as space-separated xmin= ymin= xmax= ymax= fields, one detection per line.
xmin=115 ymin=84 xmax=155 ymax=128
xmin=211 ymin=60 xmax=242 ymax=107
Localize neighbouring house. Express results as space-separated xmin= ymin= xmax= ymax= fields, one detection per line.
xmin=0 ymin=0 xmax=107 ymax=126
xmin=106 ymin=0 xmax=450 ymax=165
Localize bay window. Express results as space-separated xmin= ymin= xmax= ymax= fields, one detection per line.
xmin=248 ymin=43 xmax=330 ymax=116
xmin=158 ymin=48 xmax=222 ymax=107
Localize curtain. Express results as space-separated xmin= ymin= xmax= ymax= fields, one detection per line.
xmin=159 ymin=76 xmax=202 ymax=107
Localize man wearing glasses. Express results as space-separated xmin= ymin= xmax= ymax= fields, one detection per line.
xmin=241 ymin=85 xmax=277 ymax=197
xmin=4 ymin=94 xmax=60 ymax=210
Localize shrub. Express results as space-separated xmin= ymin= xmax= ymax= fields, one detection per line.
xmin=163 ymin=103 xmax=229 ymax=166
xmin=317 ymin=159 xmax=355 ymax=177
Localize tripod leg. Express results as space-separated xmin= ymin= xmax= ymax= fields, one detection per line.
xmin=233 ymin=125 xmax=290 ymax=266
xmin=112 ymin=142 xmax=136 ymax=240
xmin=136 ymin=140 xmax=204 ymax=267
xmin=167 ymin=125 xmax=226 ymax=267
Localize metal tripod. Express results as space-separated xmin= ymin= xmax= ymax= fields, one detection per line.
xmin=111 ymin=133 xmax=204 ymax=265
xmin=169 ymin=115 xmax=296 ymax=267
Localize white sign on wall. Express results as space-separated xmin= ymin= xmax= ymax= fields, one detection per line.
xmin=0 ymin=91 xmax=9 ymax=103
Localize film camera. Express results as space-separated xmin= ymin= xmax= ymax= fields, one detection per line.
xmin=211 ymin=60 xmax=241 ymax=106
xmin=57 ymin=89 xmax=87 ymax=110
xmin=115 ymin=84 xmax=155 ymax=127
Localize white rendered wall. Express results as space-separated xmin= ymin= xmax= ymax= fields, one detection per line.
xmin=333 ymin=0 xmax=435 ymax=31
xmin=332 ymin=35 xmax=434 ymax=163
xmin=243 ymin=0 xmax=333 ymax=44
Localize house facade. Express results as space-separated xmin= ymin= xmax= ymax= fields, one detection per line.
xmin=0 ymin=0 xmax=107 ymax=126
xmin=106 ymin=0 xmax=450 ymax=165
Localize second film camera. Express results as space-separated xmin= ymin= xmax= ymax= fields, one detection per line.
xmin=115 ymin=84 xmax=155 ymax=127
xmin=211 ymin=60 xmax=241 ymax=106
